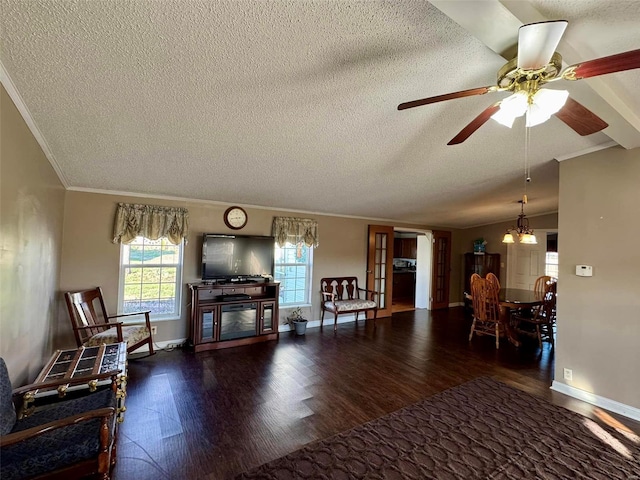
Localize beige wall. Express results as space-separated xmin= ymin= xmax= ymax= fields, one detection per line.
xmin=555 ymin=146 xmax=640 ymax=409
xmin=0 ymin=85 xmax=66 ymax=384
xmin=60 ymin=191 xmax=452 ymax=345
xmin=456 ymin=213 xmax=558 ymax=298
xmin=1 ymin=82 xmax=463 ymax=384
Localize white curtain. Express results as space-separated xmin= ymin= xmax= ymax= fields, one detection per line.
xmin=272 ymin=217 xmax=319 ymax=248
xmin=112 ymin=203 xmax=189 ymax=245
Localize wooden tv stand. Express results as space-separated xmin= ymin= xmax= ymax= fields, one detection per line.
xmin=188 ymin=281 xmax=280 ymax=352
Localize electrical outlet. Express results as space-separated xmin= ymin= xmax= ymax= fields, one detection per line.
xmin=563 ymin=368 xmax=573 ymax=381
xmin=151 ymin=326 xmax=157 ymax=335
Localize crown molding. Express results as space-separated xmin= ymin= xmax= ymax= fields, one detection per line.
xmin=1 ymin=61 xmax=69 ymax=188
xmin=67 ymin=186 xmax=439 ymax=227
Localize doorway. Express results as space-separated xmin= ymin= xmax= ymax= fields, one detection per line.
xmin=391 ymin=228 xmax=433 ymax=313
xmin=506 ymin=230 xmax=558 ymax=288
xmin=367 ymin=225 xmax=436 ymax=316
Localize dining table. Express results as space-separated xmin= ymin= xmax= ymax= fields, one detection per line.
xmin=465 ymin=288 xmax=543 ymax=347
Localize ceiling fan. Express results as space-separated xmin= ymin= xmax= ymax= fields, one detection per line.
xmin=398 ymin=20 xmax=640 ymax=145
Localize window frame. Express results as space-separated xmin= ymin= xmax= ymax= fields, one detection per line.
xmin=274 ymin=242 xmax=314 ymax=307
xmin=117 ymin=236 xmax=184 ymax=321
xmin=545 ymin=251 xmax=559 ymax=278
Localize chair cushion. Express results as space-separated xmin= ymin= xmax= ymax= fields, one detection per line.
xmin=0 ymin=358 xmax=16 ymax=435
xmin=84 ymin=325 xmax=150 ymax=349
xmin=1 ymin=388 xmax=116 ymax=480
xmin=324 ymin=299 xmax=377 ymax=312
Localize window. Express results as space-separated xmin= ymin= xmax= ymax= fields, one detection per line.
xmin=545 ymin=251 xmax=559 ymax=278
xmin=274 ymin=242 xmax=313 ymax=305
xmin=119 ymin=236 xmax=183 ymax=320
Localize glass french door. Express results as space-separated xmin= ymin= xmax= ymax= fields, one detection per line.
xmin=431 ymin=230 xmax=452 ymax=310
xmin=367 ymin=225 xmax=394 ymax=318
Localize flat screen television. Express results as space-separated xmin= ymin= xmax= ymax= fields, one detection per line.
xmin=201 ymin=234 xmax=275 ymax=280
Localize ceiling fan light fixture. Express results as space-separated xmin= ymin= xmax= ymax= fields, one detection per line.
xmin=494 ymin=88 xmax=569 ymax=128
xmin=492 ymin=108 xmax=518 ymax=128
xmin=526 ymin=89 xmax=568 ymax=126
xmin=534 ymin=88 xmax=569 ymax=115
xmin=526 ymin=103 xmax=552 ymax=127
xmin=491 ymin=92 xmax=528 ymax=127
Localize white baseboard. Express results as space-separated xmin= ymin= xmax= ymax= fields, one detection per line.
xmin=551 ymin=380 xmax=640 ymax=422
xmin=131 ymin=338 xmax=187 ymax=354
xmin=278 ymin=314 xmax=360 ymax=333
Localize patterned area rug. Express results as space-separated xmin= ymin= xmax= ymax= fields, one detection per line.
xmin=237 ymin=377 xmax=640 ymax=479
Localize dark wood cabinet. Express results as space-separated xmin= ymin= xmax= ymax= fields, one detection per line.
xmin=392 ymin=271 xmax=416 ymax=302
xmin=259 ymin=301 xmax=277 ymax=334
xmin=394 ymin=238 xmax=417 ymax=259
xmin=394 ymin=238 xmax=402 ymax=258
xmin=405 ymin=239 xmax=417 ymax=259
xmin=188 ymin=282 xmax=279 ymax=352
xmin=464 ymin=253 xmax=500 ymax=293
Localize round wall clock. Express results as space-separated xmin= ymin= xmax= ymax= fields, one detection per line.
xmin=224 ymin=206 xmax=248 ymax=230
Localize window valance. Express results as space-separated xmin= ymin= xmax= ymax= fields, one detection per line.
xmin=112 ymin=203 xmax=189 ymax=245
xmin=272 ymin=217 xmax=319 ymax=248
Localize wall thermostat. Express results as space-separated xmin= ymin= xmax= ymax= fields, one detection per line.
xmin=575 ymin=265 xmax=593 ymax=277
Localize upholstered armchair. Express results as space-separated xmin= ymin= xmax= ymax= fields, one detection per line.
xmin=0 ymin=358 xmax=119 ymax=480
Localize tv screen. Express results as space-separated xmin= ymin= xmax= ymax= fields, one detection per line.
xmin=202 ymin=234 xmax=275 ymax=280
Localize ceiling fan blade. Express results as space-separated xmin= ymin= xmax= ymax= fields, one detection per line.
xmin=517 ymin=20 xmax=568 ymax=70
xmin=562 ymin=48 xmax=640 ymax=80
xmin=447 ymin=103 xmax=501 ymax=145
xmin=398 ymin=86 xmax=496 ymax=110
xmin=555 ymin=97 xmax=608 ymax=136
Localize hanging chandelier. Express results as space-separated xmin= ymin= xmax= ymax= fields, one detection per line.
xmin=502 ymin=196 xmax=537 ymax=244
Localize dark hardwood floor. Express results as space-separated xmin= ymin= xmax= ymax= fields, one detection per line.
xmin=391 ymin=298 xmax=415 ymax=313
xmin=113 ymin=307 xmax=639 ymax=480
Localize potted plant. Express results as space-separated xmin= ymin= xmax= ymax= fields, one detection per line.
xmin=287 ymin=307 xmax=308 ymax=335
xmin=473 ymin=238 xmax=487 ymax=254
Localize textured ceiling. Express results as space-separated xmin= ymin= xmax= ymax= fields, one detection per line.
xmin=1 ymin=0 xmax=639 ymax=228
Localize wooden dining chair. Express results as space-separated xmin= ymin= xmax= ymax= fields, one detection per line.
xmin=514 ymin=286 xmax=557 ymax=349
xmin=486 ymin=272 xmax=500 ymax=290
xmin=465 ymin=273 xmax=482 ymax=314
xmin=534 ymin=275 xmax=555 ymax=299
xmin=469 ymin=277 xmax=501 ymax=349
xmin=65 ymin=287 xmax=155 ymax=356
xmin=531 ymin=275 xmax=556 ymax=318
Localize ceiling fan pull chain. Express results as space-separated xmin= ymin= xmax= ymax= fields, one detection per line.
xmin=523 ymin=113 xmax=531 ymax=203
xmin=526 ymin=124 xmax=532 ymax=184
